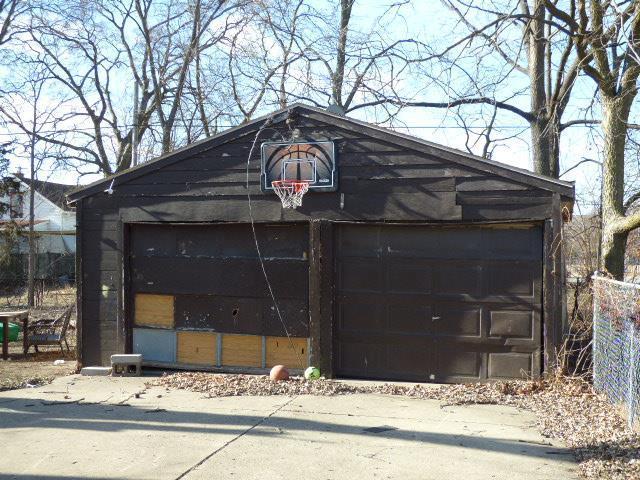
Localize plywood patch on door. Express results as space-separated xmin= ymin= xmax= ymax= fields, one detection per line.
xmin=266 ymin=336 xmax=308 ymax=369
xmin=177 ymin=331 xmax=217 ymax=365
xmin=221 ymin=334 xmax=262 ymax=367
xmin=134 ymin=294 xmax=174 ymax=328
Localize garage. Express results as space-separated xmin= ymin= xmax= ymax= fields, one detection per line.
xmin=68 ymin=103 xmax=573 ymax=381
xmin=335 ymin=224 xmax=542 ymax=382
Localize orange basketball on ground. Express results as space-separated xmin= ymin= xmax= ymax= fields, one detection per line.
xmin=270 ymin=365 xmax=289 ymax=381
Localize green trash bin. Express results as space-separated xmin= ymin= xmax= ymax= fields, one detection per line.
xmin=0 ymin=322 xmax=20 ymax=342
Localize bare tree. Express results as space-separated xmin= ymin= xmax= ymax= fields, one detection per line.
xmin=450 ymin=99 xmax=530 ymax=160
xmin=136 ymin=0 xmax=241 ymax=152
xmin=0 ymin=1 xmax=457 ymax=174
xmin=355 ymin=0 xmax=590 ymax=175
xmin=547 ymin=0 xmax=640 ymax=279
xmin=0 ymin=62 xmax=57 ymax=305
xmin=0 ymin=0 xmax=25 ymax=46
xmin=16 ymin=0 xmax=241 ymax=177
xmin=221 ymin=0 xmax=307 ymax=122
xmin=25 ymin=1 xmax=153 ymax=176
xmin=284 ymin=0 xmax=427 ymax=121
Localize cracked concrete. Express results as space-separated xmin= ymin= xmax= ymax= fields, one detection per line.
xmin=0 ymin=375 xmax=578 ymax=480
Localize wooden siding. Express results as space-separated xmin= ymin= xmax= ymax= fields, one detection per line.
xmin=67 ymin=105 xmax=574 ymax=203
xmin=99 ymin=120 xmax=554 ymax=223
xmin=80 ymin=202 xmax=120 ymax=366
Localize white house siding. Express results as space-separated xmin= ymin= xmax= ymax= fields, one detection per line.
xmin=0 ymin=176 xmax=76 ymax=255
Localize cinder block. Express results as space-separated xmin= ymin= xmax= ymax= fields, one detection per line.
xmin=111 ymin=353 xmax=143 ymax=377
xmin=111 ymin=354 xmax=142 ymax=364
xmin=81 ymin=366 xmax=112 ymax=376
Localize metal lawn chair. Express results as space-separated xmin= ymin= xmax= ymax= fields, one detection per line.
xmin=26 ymin=305 xmax=75 ymax=354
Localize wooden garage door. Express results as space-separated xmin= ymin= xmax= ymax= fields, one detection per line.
xmin=335 ymin=224 xmax=542 ymax=382
xmin=130 ymin=223 xmax=309 ymax=346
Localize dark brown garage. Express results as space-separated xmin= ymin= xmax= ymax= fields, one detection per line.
xmin=67 ymin=103 xmax=574 ymax=382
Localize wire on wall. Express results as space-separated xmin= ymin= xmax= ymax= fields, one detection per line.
xmin=244 ymin=113 xmax=306 ymax=372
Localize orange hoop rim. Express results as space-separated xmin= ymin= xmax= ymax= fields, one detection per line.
xmin=271 ymin=179 xmax=310 ymax=192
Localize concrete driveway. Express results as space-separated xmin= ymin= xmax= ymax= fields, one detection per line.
xmin=0 ymin=375 xmax=577 ymax=480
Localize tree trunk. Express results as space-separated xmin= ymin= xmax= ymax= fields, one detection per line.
xmin=162 ymin=127 xmax=172 ymax=154
xmin=528 ymin=113 xmax=561 ymax=178
xmin=530 ymin=117 xmax=552 ymax=177
xmin=527 ymin=0 xmax=559 ymax=178
xmin=549 ymin=115 xmax=561 ymax=178
xmin=601 ymin=229 xmax=628 ymax=278
xmin=600 ymin=94 xmax=634 ymax=279
xmin=194 ymin=48 xmax=210 ymax=137
xmin=27 ymin=131 xmax=36 ymax=307
xmin=332 ymin=0 xmax=354 ymax=107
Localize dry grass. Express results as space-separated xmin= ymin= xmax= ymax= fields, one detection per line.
xmin=0 ymin=344 xmax=77 ymax=391
xmin=0 ymin=285 xmax=76 ymax=310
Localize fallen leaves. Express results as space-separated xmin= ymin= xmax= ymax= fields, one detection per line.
xmin=149 ymin=372 xmax=640 ymax=479
xmin=149 ymin=372 xmax=364 ymax=397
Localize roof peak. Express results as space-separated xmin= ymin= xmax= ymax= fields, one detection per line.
xmin=11 ymin=174 xmax=75 ymax=210
xmin=67 ymin=103 xmax=574 ymax=202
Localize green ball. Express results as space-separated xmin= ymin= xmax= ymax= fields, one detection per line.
xmin=304 ymin=366 xmax=321 ymax=380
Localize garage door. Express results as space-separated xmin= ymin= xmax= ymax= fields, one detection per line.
xmin=335 ymin=224 xmax=542 ymax=382
xmin=129 ymin=223 xmax=310 ymax=370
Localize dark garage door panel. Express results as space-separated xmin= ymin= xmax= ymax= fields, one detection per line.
xmin=335 ymin=224 xmax=542 ymax=382
xmin=130 ymin=223 xmax=309 ymax=337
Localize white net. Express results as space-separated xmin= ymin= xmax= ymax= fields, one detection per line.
xmin=271 ymin=180 xmax=309 ymax=209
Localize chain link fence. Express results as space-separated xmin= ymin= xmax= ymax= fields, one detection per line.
xmin=593 ymin=275 xmax=640 ymax=429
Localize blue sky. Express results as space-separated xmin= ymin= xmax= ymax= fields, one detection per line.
xmin=0 ymin=0 xmax=621 ymax=212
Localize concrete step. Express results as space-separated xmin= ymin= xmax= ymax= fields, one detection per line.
xmin=80 ymin=366 xmax=112 ymax=376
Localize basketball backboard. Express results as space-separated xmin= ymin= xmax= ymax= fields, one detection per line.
xmin=261 ymin=141 xmax=336 ymax=192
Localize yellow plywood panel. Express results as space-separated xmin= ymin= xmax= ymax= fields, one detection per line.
xmin=221 ymin=334 xmax=262 ymax=367
xmin=134 ymin=294 xmax=174 ymax=328
xmin=266 ymin=336 xmax=309 ymax=369
xmin=177 ymin=331 xmax=217 ymax=365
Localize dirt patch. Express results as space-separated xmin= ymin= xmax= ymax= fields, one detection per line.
xmin=0 ymin=347 xmax=76 ymax=391
xmin=0 ymin=287 xmax=77 ymax=391
xmin=150 ymin=373 xmax=639 ymax=480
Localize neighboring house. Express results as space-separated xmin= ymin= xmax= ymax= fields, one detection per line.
xmin=0 ymin=171 xmax=76 ymax=283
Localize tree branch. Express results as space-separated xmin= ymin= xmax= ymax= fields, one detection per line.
xmin=347 ymin=96 xmax=535 ymax=122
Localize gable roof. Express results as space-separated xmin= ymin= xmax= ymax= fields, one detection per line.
xmin=67 ymin=103 xmax=575 ymax=202
xmin=14 ymin=174 xmax=75 ymax=211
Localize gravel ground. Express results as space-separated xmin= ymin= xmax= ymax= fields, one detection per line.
xmin=150 ymin=373 xmax=640 ymax=480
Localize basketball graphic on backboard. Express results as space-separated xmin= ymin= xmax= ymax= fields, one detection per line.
xmin=261 ymin=141 xmax=336 ymax=192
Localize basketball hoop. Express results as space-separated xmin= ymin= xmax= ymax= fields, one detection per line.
xmin=271 ymin=180 xmax=309 ymax=209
